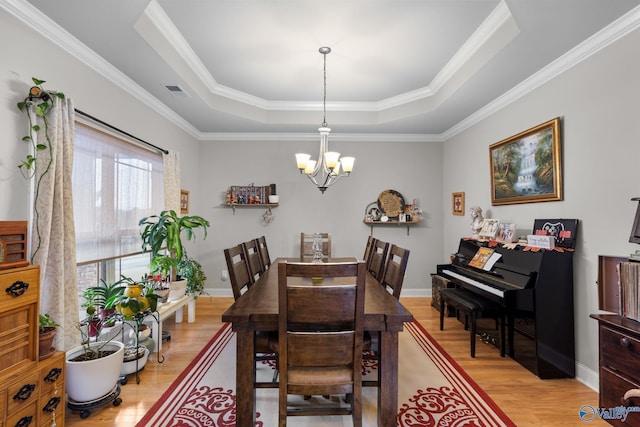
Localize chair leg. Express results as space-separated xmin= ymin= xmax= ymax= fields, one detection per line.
xmin=499 ymin=314 xmax=506 ymax=357
xmin=470 ymin=311 xmax=477 ymax=358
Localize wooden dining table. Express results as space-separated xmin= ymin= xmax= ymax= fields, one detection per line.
xmin=221 ymin=257 xmax=414 ymax=427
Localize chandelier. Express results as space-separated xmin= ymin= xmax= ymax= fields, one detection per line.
xmin=295 ymin=46 xmax=355 ymax=193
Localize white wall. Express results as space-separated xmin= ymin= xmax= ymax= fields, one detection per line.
xmin=197 ymin=138 xmax=443 ymax=296
xmin=442 ymin=26 xmax=640 ymax=389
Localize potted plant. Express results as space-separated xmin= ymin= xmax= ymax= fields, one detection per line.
xmin=139 ymin=209 xmax=209 ymax=299
xmin=39 ymin=313 xmax=59 ymax=361
xmin=178 ymin=254 xmax=208 ymax=298
xmin=104 ymin=276 xmax=159 ymax=320
xmin=17 ymin=78 xmax=65 ymax=263
xmin=66 ymin=324 xmax=125 ymax=403
xmin=84 ymin=277 xmax=126 ymax=319
xmin=80 ymin=288 xmax=102 ymax=337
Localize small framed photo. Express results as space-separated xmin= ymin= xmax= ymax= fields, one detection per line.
xmin=479 ymin=218 xmax=500 ymax=240
xmin=497 ymin=223 xmax=517 ymax=243
xmin=180 ymin=189 xmax=190 ymax=214
xmin=452 ymin=192 xmax=465 ymax=216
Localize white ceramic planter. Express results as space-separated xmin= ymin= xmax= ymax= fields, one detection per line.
xmin=169 ymin=279 xmax=187 ymax=301
xmin=66 ymin=341 xmax=125 ymax=402
xmin=120 ymin=347 xmax=150 ymax=376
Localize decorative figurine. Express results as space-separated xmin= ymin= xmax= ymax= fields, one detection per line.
xmin=470 ymin=206 xmax=484 ymax=237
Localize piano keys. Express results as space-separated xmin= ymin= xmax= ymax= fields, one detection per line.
xmin=437 ymin=238 xmax=575 ymax=379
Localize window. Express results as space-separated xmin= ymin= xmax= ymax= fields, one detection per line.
xmin=73 ymin=121 xmax=164 ymax=293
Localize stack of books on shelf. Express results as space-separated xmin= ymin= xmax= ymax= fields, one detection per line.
xmin=618 ymin=261 xmax=640 ymax=321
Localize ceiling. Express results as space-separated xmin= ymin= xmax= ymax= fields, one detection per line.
xmin=9 ymin=0 xmax=640 ymax=141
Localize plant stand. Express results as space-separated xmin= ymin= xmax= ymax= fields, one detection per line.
xmin=67 ymin=384 xmax=122 ymax=419
xmin=144 ymin=294 xmax=195 ymax=354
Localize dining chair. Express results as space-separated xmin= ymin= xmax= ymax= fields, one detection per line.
xmin=300 ymin=232 xmax=331 ymax=261
xmin=277 ymin=261 xmax=365 ymax=426
xmin=363 ymin=244 xmax=410 ymax=387
xmin=363 ymin=235 xmax=377 ymax=268
xmin=224 ymin=244 xmax=278 ymax=387
xmin=380 ymin=244 xmax=410 ymax=299
xmin=243 ymin=239 xmax=265 ymax=283
xmin=367 ymin=239 xmax=389 ymax=281
xmin=255 ymin=235 xmax=271 ymax=269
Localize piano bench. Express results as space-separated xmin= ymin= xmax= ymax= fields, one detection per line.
xmin=439 ymin=288 xmax=506 ymax=358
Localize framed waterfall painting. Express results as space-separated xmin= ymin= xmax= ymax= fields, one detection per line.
xmin=489 ymin=117 xmax=562 ymax=206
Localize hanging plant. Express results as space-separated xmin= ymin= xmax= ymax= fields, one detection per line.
xmin=16 ymin=77 xmax=65 ymax=262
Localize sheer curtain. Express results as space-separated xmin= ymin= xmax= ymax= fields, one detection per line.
xmin=73 ymin=123 xmax=164 ymax=265
xmin=30 ymin=97 xmax=79 ymax=351
xmin=163 ymin=150 xmax=181 ymax=212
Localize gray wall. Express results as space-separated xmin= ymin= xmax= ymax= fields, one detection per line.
xmin=197 ymin=138 xmax=443 ymax=297
xmin=442 ymin=26 xmax=640 ymax=389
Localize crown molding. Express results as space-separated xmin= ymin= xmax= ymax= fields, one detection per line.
xmin=3 ymin=0 xmax=639 ymax=143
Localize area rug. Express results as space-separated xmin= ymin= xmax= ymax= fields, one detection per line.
xmin=137 ymin=320 xmax=514 ymax=426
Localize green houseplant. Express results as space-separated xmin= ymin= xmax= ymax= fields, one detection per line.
xmin=139 ymin=210 xmax=210 ymax=282
xmin=17 ymin=77 xmax=65 ymax=263
xmin=178 ymin=255 xmax=208 ymax=298
xmin=39 ymin=313 xmax=60 ymax=361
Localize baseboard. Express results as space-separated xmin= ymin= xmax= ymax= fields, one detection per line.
xmin=205 ymin=287 xmax=432 ymax=298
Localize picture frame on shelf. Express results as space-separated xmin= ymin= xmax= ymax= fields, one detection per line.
xmin=452 ymin=192 xmax=465 ymax=216
xmin=479 ymin=218 xmax=500 ymax=240
xmin=180 ymin=189 xmax=190 ymax=214
xmin=489 ymin=117 xmax=562 ymax=206
xmin=497 ymin=223 xmax=517 ymax=243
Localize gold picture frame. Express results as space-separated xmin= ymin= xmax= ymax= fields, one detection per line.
xmin=489 ymin=117 xmax=562 ymax=206
xmin=180 ymin=189 xmax=190 ymax=214
xmin=452 ymin=192 xmax=465 ymax=215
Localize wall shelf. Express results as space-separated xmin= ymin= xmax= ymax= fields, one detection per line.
xmin=225 ymin=203 xmax=279 ymax=214
xmin=364 ymin=217 xmax=420 ymax=236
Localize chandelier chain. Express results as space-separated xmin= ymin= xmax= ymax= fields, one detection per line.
xmin=322 ymin=49 xmax=327 ymax=127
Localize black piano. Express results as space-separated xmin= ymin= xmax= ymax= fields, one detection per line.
xmin=437 ymin=238 xmax=575 ymax=379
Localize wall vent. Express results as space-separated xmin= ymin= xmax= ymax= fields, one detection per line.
xmin=164 ymin=84 xmax=190 ymax=97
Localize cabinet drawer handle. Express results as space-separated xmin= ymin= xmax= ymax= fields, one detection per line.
xmin=5 ymin=280 xmax=29 ymax=297
xmin=14 ymin=415 xmax=33 ymax=427
xmin=42 ymin=396 xmax=61 ymax=413
xmin=620 ymin=337 xmax=631 ymax=348
xmin=44 ymin=367 xmax=62 ymax=383
xmin=13 ymin=383 xmax=36 ymax=401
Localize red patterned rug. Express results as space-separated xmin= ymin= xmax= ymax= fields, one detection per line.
xmin=137 ymin=320 xmax=514 ymax=426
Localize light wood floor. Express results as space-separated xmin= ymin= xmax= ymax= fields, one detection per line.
xmin=64 ymin=296 xmax=607 ymax=426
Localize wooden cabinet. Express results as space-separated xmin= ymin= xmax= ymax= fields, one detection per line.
xmin=0 ymin=265 xmax=65 ymax=427
xmin=1 ymin=352 xmax=65 ymax=427
xmin=0 ymin=265 xmax=39 ymax=381
xmin=591 ymin=314 xmax=640 ymax=426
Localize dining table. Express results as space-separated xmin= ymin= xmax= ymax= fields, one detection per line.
xmin=221 ymin=257 xmax=414 ymax=427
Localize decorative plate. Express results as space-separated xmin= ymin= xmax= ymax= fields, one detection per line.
xmin=378 ymin=189 xmax=405 ymax=218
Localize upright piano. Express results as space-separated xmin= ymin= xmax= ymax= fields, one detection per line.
xmin=437 ymin=238 xmax=575 ymax=379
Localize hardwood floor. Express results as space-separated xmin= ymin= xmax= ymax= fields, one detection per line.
xmin=64 ymin=296 xmax=607 ymax=426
